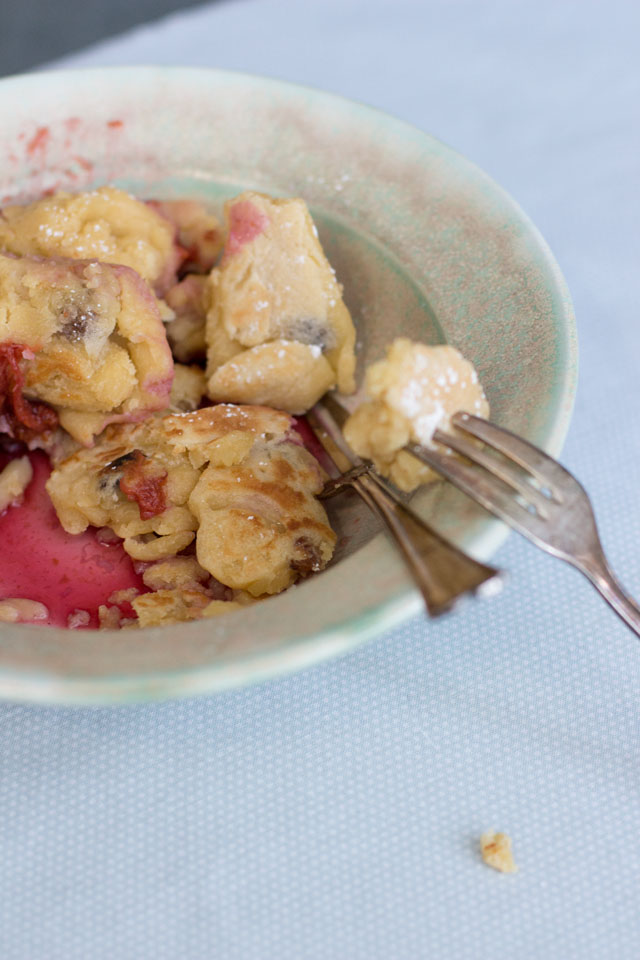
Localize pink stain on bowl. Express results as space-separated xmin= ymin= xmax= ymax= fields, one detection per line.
xmin=26 ymin=127 xmax=50 ymax=157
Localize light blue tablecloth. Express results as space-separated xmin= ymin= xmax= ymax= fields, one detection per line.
xmin=2 ymin=1 xmax=640 ymax=956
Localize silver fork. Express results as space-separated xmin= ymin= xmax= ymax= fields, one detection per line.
xmin=306 ymin=404 xmax=502 ymax=616
xmin=408 ymin=412 xmax=640 ymax=636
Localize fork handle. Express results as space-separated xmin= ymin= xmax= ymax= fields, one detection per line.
xmin=350 ymin=472 xmax=501 ymax=616
xmin=579 ymin=549 xmax=640 ymax=637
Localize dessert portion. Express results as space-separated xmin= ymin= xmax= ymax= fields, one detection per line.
xmin=343 ymin=338 xmax=489 ymax=492
xmin=0 ymin=252 xmax=173 ymax=444
xmin=0 ymin=184 xmax=357 ymax=629
xmin=0 ymin=186 xmax=183 ymax=295
xmin=46 ymin=404 xmax=336 ymax=625
xmin=0 ymin=183 xmax=496 ymax=632
xmin=205 ymin=191 xmax=356 ymax=413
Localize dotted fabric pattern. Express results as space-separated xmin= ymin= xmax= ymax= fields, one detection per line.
xmin=2 ymin=1 xmax=640 ymax=957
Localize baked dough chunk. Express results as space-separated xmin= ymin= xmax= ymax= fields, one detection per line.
xmin=129 ymin=556 xmax=248 ymax=628
xmin=46 ymin=404 xmax=336 ymax=603
xmin=343 ymin=338 xmax=489 ymax=492
xmin=206 ymin=191 xmax=356 ymax=413
xmin=169 ymin=364 xmax=206 ymax=412
xmin=0 ymin=253 xmax=173 ymax=444
xmin=0 ymin=187 xmax=181 ymax=295
xmin=148 ymin=199 xmax=223 ymax=274
xmin=132 ymin=589 xmax=242 ymax=628
xmin=163 ymin=274 xmax=209 ymax=362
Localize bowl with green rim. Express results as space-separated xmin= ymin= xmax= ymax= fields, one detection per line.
xmin=0 ymin=66 xmax=577 ymax=703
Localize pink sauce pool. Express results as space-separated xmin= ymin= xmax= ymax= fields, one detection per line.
xmin=0 ymin=451 xmax=145 ymax=628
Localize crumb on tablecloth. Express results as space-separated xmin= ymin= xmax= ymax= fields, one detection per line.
xmin=480 ymin=830 xmax=518 ymax=873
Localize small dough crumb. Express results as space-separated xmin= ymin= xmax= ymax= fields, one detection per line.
xmin=107 ymin=587 xmax=140 ymax=606
xmin=98 ymin=605 xmax=122 ymax=630
xmin=0 ymin=456 xmax=33 ymax=512
xmin=67 ymin=609 xmax=90 ymax=629
xmin=480 ymin=830 xmax=518 ymax=873
xmin=0 ymin=598 xmax=48 ymax=623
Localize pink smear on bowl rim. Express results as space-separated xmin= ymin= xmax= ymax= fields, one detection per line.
xmin=26 ymin=126 xmax=50 ymax=157
xmin=0 ymin=451 xmax=145 ymax=628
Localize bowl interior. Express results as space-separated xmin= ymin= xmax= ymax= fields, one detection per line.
xmin=0 ymin=68 xmax=577 ymax=702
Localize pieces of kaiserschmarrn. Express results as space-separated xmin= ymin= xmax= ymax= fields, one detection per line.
xmin=0 ymin=187 xmax=182 ymax=295
xmin=46 ymin=404 xmax=337 ymax=620
xmin=343 ymin=338 xmax=489 ymax=492
xmin=0 ymin=253 xmax=173 ymax=444
xmin=205 ymin=191 xmax=356 ymax=414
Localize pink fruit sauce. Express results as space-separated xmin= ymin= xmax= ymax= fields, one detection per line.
xmin=0 ymin=450 xmax=145 ymax=628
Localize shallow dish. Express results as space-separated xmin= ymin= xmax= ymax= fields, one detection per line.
xmin=0 ymin=66 xmax=576 ymax=703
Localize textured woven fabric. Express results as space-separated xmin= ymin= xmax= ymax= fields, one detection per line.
xmin=2 ymin=1 xmax=640 ymax=956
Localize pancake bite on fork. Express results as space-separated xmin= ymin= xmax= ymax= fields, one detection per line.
xmin=343 ymin=338 xmax=489 ymax=492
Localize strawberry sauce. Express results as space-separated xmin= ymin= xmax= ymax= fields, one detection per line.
xmin=0 ymin=451 xmax=144 ymax=628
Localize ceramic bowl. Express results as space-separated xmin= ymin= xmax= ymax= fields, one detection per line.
xmin=0 ymin=67 xmax=576 ymax=703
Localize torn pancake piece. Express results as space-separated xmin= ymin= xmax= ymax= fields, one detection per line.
xmin=207 ymin=339 xmax=335 ymax=414
xmin=0 ymin=253 xmax=173 ymax=444
xmin=206 ymin=191 xmax=356 ymax=414
xmin=46 ymin=404 xmax=336 ymax=611
xmin=0 ymin=187 xmax=181 ymax=295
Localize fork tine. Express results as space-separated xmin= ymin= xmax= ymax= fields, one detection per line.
xmin=409 ymin=442 xmax=551 ymax=543
xmin=431 ymin=427 xmax=552 ymax=518
xmin=451 ymin=412 xmax=568 ymax=499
